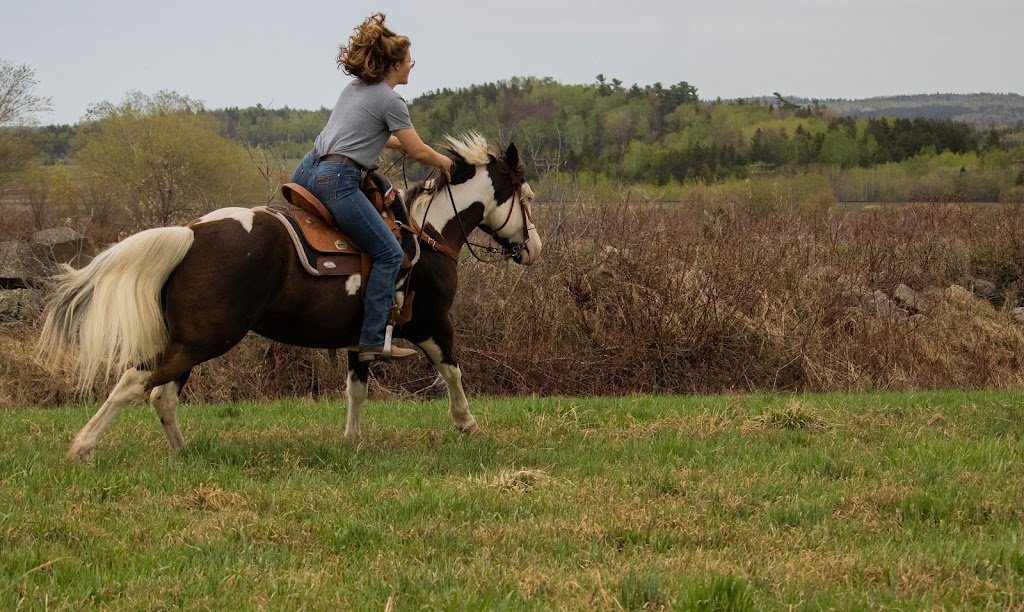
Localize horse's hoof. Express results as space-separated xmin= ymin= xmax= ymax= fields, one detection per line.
xmin=67 ymin=443 xmax=94 ymax=461
xmin=456 ymin=420 xmax=479 ymax=434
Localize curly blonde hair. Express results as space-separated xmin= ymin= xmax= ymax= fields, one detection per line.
xmin=337 ymin=12 xmax=410 ymax=84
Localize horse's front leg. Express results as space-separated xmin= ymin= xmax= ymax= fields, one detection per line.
xmin=345 ymin=350 xmax=369 ymax=440
xmin=418 ymin=336 xmax=478 ymax=434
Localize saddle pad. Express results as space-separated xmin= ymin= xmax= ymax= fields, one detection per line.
xmin=278 ymin=203 xmax=363 ymax=254
xmin=257 ymin=206 xmax=410 ymax=277
xmin=258 ymin=205 xmax=363 ymax=276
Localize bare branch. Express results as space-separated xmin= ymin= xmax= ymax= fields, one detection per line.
xmin=0 ymin=60 xmax=53 ymax=126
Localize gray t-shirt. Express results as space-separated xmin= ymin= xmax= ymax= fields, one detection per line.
xmin=313 ymin=80 xmax=414 ymax=168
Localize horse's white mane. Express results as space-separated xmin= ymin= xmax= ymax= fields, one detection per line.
xmin=406 ymin=132 xmax=496 ymax=212
xmin=443 ymin=131 xmax=492 ymax=165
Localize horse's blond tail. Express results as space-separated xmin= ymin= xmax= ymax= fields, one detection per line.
xmin=37 ymin=226 xmax=195 ymax=393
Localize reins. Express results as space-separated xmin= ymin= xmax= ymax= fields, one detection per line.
xmin=390 ymin=154 xmax=534 ymax=264
xmin=443 ymin=181 xmax=519 ymax=263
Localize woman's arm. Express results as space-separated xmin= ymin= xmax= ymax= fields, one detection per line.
xmin=392 ymin=127 xmax=452 ymax=179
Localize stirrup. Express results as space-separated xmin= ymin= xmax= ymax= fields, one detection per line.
xmin=358 ymin=345 xmax=418 ymax=362
xmin=359 ymin=325 xmax=418 ymax=362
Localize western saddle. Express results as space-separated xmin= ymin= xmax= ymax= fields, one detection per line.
xmin=262 ymin=172 xmax=414 ymax=324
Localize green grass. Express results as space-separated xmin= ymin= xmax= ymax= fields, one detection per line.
xmin=2 ymin=391 xmax=1023 ymax=609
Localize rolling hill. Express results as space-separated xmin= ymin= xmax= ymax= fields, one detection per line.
xmin=787 ymin=93 xmax=1024 ymax=126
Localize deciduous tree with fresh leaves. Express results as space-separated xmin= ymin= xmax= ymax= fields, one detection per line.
xmin=74 ymin=91 xmax=264 ymax=225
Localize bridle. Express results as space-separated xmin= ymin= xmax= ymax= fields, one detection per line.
xmin=394 ymin=157 xmax=535 ymax=264
xmin=383 ymin=155 xmax=535 ymax=328
xmin=444 ymin=176 xmax=536 ymax=263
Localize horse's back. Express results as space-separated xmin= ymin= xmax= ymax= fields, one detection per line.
xmin=172 ymin=208 xmax=364 ymax=348
xmin=160 ymin=210 xmax=285 ymax=340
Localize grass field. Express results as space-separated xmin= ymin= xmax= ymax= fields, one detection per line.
xmin=2 ymin=391 xmax=1023 ymax=609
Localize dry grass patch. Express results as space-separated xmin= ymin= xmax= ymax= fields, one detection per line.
xmin=742 ymin=398 xmax=831 ymax=432
xmin=489 ymin=468 xmax=554 ymax=492
xmin=173 ymin=483 xmax=249 ymax=512
xmin=164 ymin=486 xmax=260 ymax=546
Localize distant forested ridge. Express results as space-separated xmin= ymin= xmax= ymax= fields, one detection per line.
xmin=19 ymin=81 xmax=1024 ymax=187
xmin=403 ymin=78 xmax=1018 ymax=184
xmin=782 ymin=93 xmax=1024 ymax=127
xmin=212 ymin=104 xmax=331 ymax=160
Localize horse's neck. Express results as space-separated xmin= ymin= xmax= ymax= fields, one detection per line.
xmin=408 ymin=186 xmax=480 ymax=250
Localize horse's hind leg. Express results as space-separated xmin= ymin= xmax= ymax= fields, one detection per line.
xmin=419 ymin=338 xmax=478 ymax=433
xmin=150 ymin=370 xmax=191 ymax=450
xmin=144 ymin=339 xmax=222 ymax=451
xmin=68 ymin=367 xmax=151 ymax=460
xmin=345 ymin=350 xmax=368 ymax=440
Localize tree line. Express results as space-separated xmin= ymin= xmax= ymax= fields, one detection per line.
xmin=15 ymin=75 xmax=1016 ymax=182
xmin=406 ymin=78 xmax=1015 ymax=184
xmin=3 ymin=61 xmax=1023 ymax=228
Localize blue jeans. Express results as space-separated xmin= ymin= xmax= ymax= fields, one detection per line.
xmin=291 ymin=150 xmax=403 ymax=348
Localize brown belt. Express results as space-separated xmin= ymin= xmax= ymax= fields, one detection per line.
xmin=318 ymin=153 xmax=364 ymax=169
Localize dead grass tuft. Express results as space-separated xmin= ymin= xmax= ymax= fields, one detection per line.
xmin=173 ymin=483 xmax=249 ymax=511
xmin=489 ymin=468 xmax=554 ymax=492
xmin=743 ymin=399 xmax=830 ymax=432
xmin=0 ymin=327 xmax=81 ymax=407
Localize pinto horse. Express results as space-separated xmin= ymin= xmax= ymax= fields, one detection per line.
xmin=38 ymin=133 xmax=542 ymax=460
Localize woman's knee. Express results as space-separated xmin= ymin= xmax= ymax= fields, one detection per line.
xmin=379 ymin=239 xmax=404 ymax=267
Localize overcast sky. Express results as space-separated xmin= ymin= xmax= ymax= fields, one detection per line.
xmin=3 ymin=0 xmax=1022 ymax=125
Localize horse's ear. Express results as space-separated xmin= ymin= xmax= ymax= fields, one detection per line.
xmin=505 ymin=142 xmax=520 ymax=169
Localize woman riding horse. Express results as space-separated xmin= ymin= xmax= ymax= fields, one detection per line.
xmin=293 ymin=12 xmax=453 ymax=363
xmin=37 ymin=13 xmax=544 ymax=460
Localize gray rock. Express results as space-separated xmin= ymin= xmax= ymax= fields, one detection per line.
xmin=31 ymin=227 xmax=94 ymax=269
xmin=945 ymin=284 xmax=975 ymax=303
xmin=861 ymin=289 xmax=909 ymax=320
xmin=0 ymin=241 xmax=50 ymax=286
xmin=0 ymin=288 xmax=37 ymax=321
xmin=967 ymin=277 xmax=998 ymax=300
xmin=893 ymin=284 xmax=925 ymax=312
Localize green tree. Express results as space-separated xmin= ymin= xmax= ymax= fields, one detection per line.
xmin=818 ymin=130 xmax=860 ymax=168
xmin=20 ymin=161 xmax=73 ymax=229
xmin=749 ymin=127 xmax=790 ymax=166
xmin=74 ymin=91 xmax=264 ymax=225
xmin=0 ymin=131 xmax=33 ymax=197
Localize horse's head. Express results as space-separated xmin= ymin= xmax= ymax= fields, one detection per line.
xmin=470 ymin=139 xmax=542 ymax=265
xmin=408 ymin=133 xmax=542 ymax=265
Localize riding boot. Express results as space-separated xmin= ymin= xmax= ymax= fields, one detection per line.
xmin=358 ymin=345 xmax=418 ymax=362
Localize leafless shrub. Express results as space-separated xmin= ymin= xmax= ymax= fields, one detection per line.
xmin=4 ymin=198 xmax=1024 ymax=407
